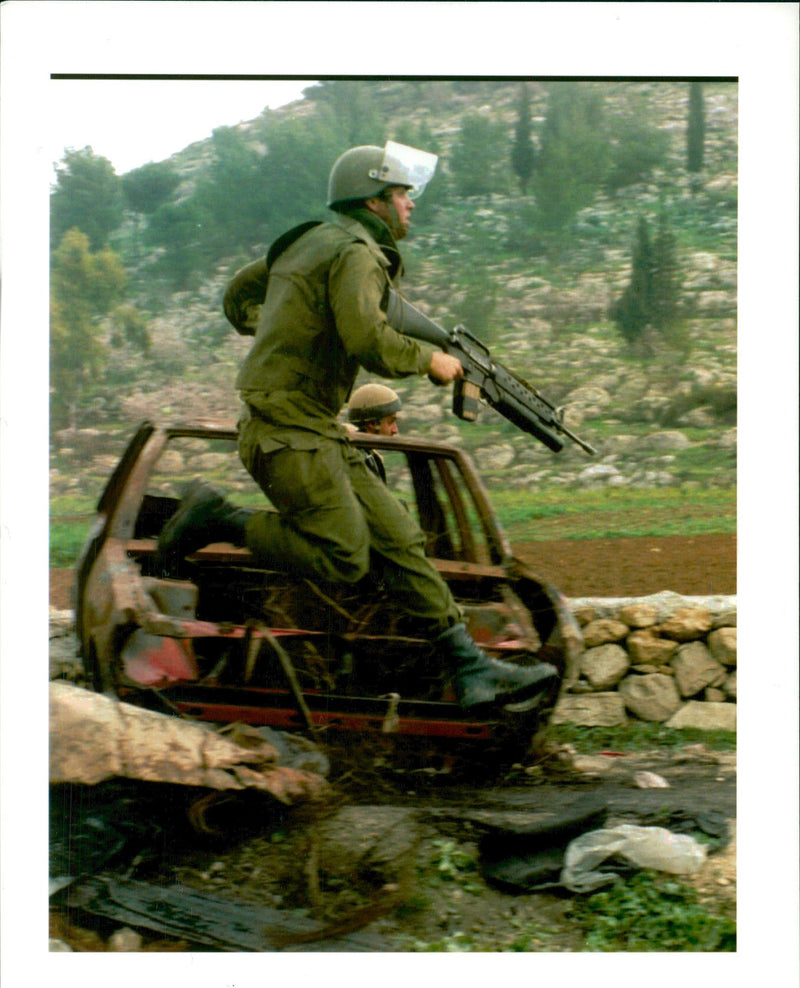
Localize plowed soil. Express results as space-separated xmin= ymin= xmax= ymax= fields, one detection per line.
xmin=49 ymin=533 xmax=736 ymax=609
xmin=512 ymin=533 xmax=736 ymax=598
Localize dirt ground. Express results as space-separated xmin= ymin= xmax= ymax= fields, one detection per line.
xmin=49 ymin=533 xmax=736 ymax=609
xmin=512 ymin=533 xmax=736 ymax=598
xmin=50 ymin=747 xmax=737 ymax=954
xmin=164 ymin=748 xmax=736 ymax=953
xmin=48 ymin=533 xmax=737 ymax=953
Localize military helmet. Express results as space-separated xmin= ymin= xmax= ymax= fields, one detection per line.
xmin=328 ymin=141 xmax=438 ymax=208
xmin=348 ymin=383 xmax=402 ymax=425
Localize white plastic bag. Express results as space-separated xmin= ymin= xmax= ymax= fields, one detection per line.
xmin=561 ymin=824 xmax=707 ymax=893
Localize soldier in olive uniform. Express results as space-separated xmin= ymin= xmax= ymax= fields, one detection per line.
xmin=348 ymin=382 xmax=402 ymax=437
xmin=158 ymin=142 xmax=556 ymax=710
xmin=347 ymin=383 xmax=401 ymax=481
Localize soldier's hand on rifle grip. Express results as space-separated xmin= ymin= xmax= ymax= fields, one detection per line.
xmin=428 ymin=350 xmax=464 ymax=385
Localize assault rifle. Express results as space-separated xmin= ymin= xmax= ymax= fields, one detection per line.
xmin=387 ymin=290 xmax=596 ymax=456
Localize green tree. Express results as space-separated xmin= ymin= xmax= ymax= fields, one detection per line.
xmin=50 ymin=147 xmax=125 ymax=250
xmin=309 ymin=81 xmax=385 ymax=147
xmin=197 ymin=125 xmax=268 ymax=251
xmin=109 ymin=302 xmax=151 ymax=353
xmin=122 ymin=161 xmax=182 ymax=262
xmin=143 ymin=127 xmax=263 ymax=287
xmin=612 ymin=212 xmax=684 ymax=349
xmin=449 ymin=112 xmax=510 ymax=197
xmin=687 ymin=82 xmax=706 ymax=173
xmin=611 ymin=216 xmax=653 ymax=344
xmin=650 ymin=209 xmax=684 ymax=346
xmin=511 ymin=84 xmax=535 ymax=193
xmin=50 ymin=229 xmax=128 ymax=428
xmin=143 ymin=197 xmax=208 ymax=288
xmin=531 ymin=83 xmax=611 ymax=231
xmin=122 ymin=161 xmax=181 ymax=216
xmin=605 ymin=109 xmax=670 ymax=194
xmin=258 ymin=114 xmax=342 ymax=232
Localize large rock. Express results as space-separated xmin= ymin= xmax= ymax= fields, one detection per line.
xmin=672 ymin=641 xmax=728 ymax=697
xmin=626 ymin=630 xmax=678 ymax=665
xmin=49 ymin=682 xmax=330 ymax=804
xmin=636 ymin=430 xmax=692 ymax=452
xmin=658 ymin=606 xmax=713 ymax=642
xmin=678 ymin=406 xmax=716 ymax=429
xmin=577 ymin=464 xmax=623 ymax=487
xmin=711 ymin=605 xmax=737 ymax=628
xmin=474 ymin=444 xmax=515 ymax=471
xmin=618 ymin=673 xmax=682 ymax=722
xmin=552 ymin=693 xmax=628 ymax=727
xmin=580 ymin=644 xmax=630 ymax=690
xmin=666 ymin=701 xmax=736 ymax=732
xmin=582 ymin=618 xmax=629 ymax=648
xmin=316 ymin=806 xmax=421 ymax=887
xmin=563 ymin=385 xmax=612 ymax=416
xmin=617 ymin=603 xmax=657 ymax=629
xmin=707 ymin=627 xmax=737 ymax=666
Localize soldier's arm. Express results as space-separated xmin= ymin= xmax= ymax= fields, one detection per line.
xmin=223 ymin=257 xmax=270 ymax=335
xmin=329 ymin=244 xmax=435 ymax=378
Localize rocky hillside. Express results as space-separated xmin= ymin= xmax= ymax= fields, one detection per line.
xmin=50 ymin=80 xmax=737 ymax=501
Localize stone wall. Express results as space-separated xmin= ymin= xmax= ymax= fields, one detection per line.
xmin=556 ymin=591 xmax=736 ymax=731
xmin=51 ymin=590 xmax=738 ymax=733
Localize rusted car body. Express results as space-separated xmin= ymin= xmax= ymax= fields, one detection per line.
xmin=75 ymin=420 xmax=581 ymax=758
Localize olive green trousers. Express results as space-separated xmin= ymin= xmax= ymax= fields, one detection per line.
xmin=238 ymin=413 xmax=461 ymax=633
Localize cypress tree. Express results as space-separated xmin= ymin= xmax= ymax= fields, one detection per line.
xmin=612 ymin=212 xmax=684 ymax=348
xmin=612 ymin=216 xmax=654 ymax=344
xmin=651 ymin=210 xmax=681 ymax=333
xmin=687 ymin=82 xmax=706 ymax=173
xmin=511 ymin=83 xmax=535 ymax=194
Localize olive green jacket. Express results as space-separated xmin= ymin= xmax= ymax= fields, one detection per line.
xmin=234 ymin=213 xmax=436 ymax=447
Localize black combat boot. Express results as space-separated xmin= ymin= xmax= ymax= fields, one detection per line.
xmin=156 ymin=480 xmax=255 ymax=578
xmin=436 ymin=622 xmax=559 ymax=710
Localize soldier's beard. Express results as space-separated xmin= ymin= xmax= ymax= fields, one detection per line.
xmin=385 ymin=203 xmax=409 ymax=240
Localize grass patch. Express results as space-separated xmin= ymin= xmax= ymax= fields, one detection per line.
xmin=49 ymin=483 xmax=737 ymax=569
xmin=670 ymin=444 xmax=737 ymax=484
xmin=548 ymin=722 xmax=736 ymax=753
xmin=50 ymin=520 xmax=95 ymax=568
xmin=568 ymin=871 xmax=736 ymax=951
xmin=492 ymin=486 xmax=736 ymax=541
xmin=50 ymin=495 xmax=98 ymax=567
xmin=49 ymin=493 xmax=97 ymax=516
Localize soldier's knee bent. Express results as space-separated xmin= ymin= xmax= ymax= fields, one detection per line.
xmin=327 ymin=539 xmax=371 ymax=583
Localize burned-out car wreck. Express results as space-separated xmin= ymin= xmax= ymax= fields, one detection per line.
xmin=74 ymin=419 xmax=582 ymax=770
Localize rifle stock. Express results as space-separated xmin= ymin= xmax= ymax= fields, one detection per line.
xmin=387 ymin=290 xmax=596 ymax=456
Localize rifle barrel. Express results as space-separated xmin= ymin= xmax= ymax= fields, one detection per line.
xmin=387 ymin=290 xmax=595 ymax=455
